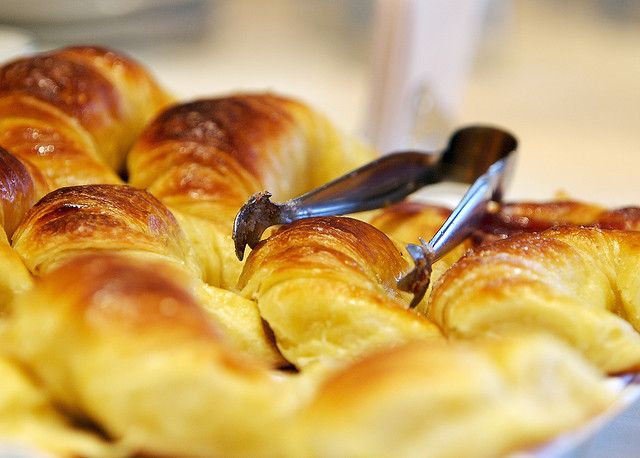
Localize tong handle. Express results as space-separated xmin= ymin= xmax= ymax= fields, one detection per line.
xmin=429 ymin=153 xmax=515 ymax=261
xmin=233 ymin=125 xmax=517 ymax=262
xmin=400 ymin=151 xmax=517 ymax=308
xmin=232 ymin=151 xmax=439 ymax=260
xmin=282 ymin=151 xmax=440 ymax=221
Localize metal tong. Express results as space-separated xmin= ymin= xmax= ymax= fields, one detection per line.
xmin=233 ymin=125 xmax=518 ymax=307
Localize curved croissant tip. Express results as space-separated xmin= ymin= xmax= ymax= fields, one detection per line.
xmin=233 ymin=191 xmax=281 ymax=261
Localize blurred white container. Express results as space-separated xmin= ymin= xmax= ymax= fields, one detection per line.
xmin=366 ymin=0 xmax=487 ymax=152
xmin=0 ymin=26 xmax=35 ymax=63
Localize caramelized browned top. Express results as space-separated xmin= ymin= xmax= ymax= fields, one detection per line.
xmin=135 ymin=142 xmax=261 ymax=205
xmin=597 ymin=208 xmax=640 ymax=231
xmin=55 ymin=254 xmax=215 ymax=334
xmin=56 ymin=46 xmax=148 ymax=81
xmin=35 ymin=253 xmax=258 ymax=375
xmin=480 ymin=200 xmax=604 ymax=236
xmin=55 ymin=45 xmax=174 ymax=126
xmin=12 ymin=184 xmax=193 ymax=274
xmin=479 ymin=200 xmax=640 ymax=240
xmin=0 ymin=54 xmax=123 ymax=130
xmin=0 ymin=122 xmax=120 ymax=188
xmin=23 ymin=185 xmax=178 ymax=239
xmin=136 ymin=95 xmax=298 ymax=180
xmin=240 ymin=216 xmax=409 ymax=296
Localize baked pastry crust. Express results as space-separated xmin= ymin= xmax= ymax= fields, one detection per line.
xmin=300 ymin=335 xmax=615 ymax=458
xmin=480 ymin=199 xmax=640 ymax=237
xmin=239 ymin=216 xmax=442 ymax=368
xmin=128 ymin=94 xmax=376 ymax=288
xmin=0 ymin=46 xmax=172 ymax=172
xmin=429 ymin=226 xmax=640 ymax=373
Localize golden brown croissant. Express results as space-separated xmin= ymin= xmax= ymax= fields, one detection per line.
xmin=239 ymin=216 xmax=442 ymax=368
xmin=299 ymin=335 xmax=614 ymax=458
xmin=3 ymin=252 xmax=615 ymax=458
xmin=369 ymin=199 xmax=640 ymax=318
xmin=11 ymin=184 xmax=199 ymax=276
xmin=10 ymin=183 xmax=284 ymax=366
xmin=428 ymin=226 xmax=640 ymax=373
xmin=2 ymin=253 xmax=297 ymax=458
xmin=0 ymin=46 xmax=172 ymax=174
xmin=127 ymin=94 xmax=376 ymax=288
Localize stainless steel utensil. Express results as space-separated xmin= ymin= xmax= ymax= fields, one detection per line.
xmin=233 ymin=125 xmax=517 ymax=262
xmin=398 ymin=148 xmax=517 ymax=307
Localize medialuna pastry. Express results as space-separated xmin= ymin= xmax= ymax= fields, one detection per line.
xmin=0 ymin=46 xmax=634 ymax=457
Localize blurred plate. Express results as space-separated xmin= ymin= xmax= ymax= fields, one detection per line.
xmin=0 ymin=26 xmax=35 ymax=63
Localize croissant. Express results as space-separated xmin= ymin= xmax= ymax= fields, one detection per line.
xmin=10 ymin=183 xmax=284 ymax=366
xmin=428 ymin=226 xmax=640 ymax=373
xmin=0 ymin=45 xmax=172 ymax=174
xmin=3 ymin=252 xmax=615 ymax=458
xmin=368 ymin=199 xmax=640 ymax=317
xmin=128 ymin=94 xmax=376 ymax=288
xmin=238 ymin=216 xmax=442 ymax=368
xmin=2 ymin=253 xmax=297 ymax=457
xmin=299 ymin=334 xmax=614 ymax=458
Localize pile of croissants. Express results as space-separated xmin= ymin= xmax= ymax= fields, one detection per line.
xmin=0 ymin=46 xmax=638 ymax=458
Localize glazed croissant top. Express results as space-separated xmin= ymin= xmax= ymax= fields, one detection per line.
xmin=0 ymin=45 xmax=635 ymax=458
xmin=0 ymin=46 xmax=172 ymax=173
xmin=128 ymin=93 xmax=375 ymax=288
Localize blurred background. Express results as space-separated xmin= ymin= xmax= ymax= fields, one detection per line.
xmin=0 ymin=1 xmax=639 ymax=456
xmin=0 ymin=0 xmax=638 ymax=206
